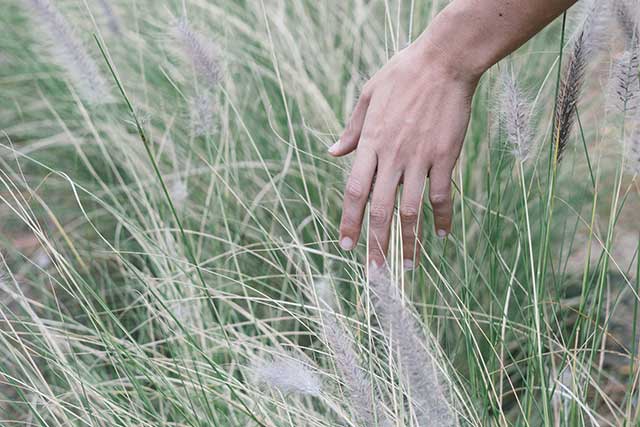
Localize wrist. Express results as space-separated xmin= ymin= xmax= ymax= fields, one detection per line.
xmin=411 ymin=3 xmax=496 ymax=83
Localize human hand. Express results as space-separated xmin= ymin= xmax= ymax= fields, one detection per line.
xmin=329 ymin=38 xmax=479 ymax=270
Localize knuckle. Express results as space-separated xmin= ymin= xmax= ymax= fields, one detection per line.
xmin=361 ymin=125 xmax=382 ymax=142
xmin=430 ymin=192 xmax=450 ymax=208
xmin=368 ymin=244 xmax=385 ymax=261
xmin=340 ymin=210 xmax=360 ymax=228
xmin=399 ymin=205 xmax=419 ymax=223
xmin=434 ymin=145 xmax=453 ymax=159
xmin=369 ymin=204 xmax=390 ymax=226
xmin=340 ymin=225 xmax=357 ymax=239
xmin=345 ymin=178 xmax=365 ymax=200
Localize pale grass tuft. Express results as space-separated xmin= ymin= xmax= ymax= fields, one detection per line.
xmin=32 ymin=248 xmax=51 ymax=269
xmin=251 ymin=354 xmax=322 ymax=396
xmin=614 ymin=0 xmax=640 ymax=48
xmin=498 ymin=71 xmax=534 ymax=160
xmin=369 ymin=266 xmax=457 ymax=427
xmin=314 ymin=277 xmax=337 ymax=310
xmin=96 ymin=0 xmax=121 ymax=34
xmin=554 ymin=0 xmax=608 ymax=161
xmin=607 ymin=48 xmax=640 ymax=113
xmin=173 ymin=17 xmax=221 ymax=90
xmin=322 ymin=313 xmax=391 ymax=427
xmin=172 ymin=17 xmax=220 ymax=135
xmin=25 ymin=0 xmax=111 ymax=104
xmin=169 ymin=178 xmax=188 ymax=205
xmin=189 ymin=93 xmax=218 ymax=136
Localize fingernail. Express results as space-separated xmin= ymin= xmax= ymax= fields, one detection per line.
xmin=339 ymin=237 xmax=353 ymax=250
xmin=403 ymin=259 xmax=414 ymax=271
xmin=437 ymin=229 xmax=448 ymax=239
xmin=328 ymin=140 xmax=340 ymax=154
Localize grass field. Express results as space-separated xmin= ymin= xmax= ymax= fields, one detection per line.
xmin=1 ymin=0 xmax=639 ymax=426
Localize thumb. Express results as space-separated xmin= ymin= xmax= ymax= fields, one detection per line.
xmin=329 ymin=89 xmax=372 ymax=157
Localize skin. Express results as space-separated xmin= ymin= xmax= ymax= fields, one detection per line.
xmin=329 ymin=0 xmax=578 ymax=269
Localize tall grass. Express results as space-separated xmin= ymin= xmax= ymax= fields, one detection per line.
xmin=0 ymin=0 xmax=639 ymax=426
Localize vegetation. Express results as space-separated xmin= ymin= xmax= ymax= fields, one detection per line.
xmin=0 ymin=0 xmax=638 ymax=425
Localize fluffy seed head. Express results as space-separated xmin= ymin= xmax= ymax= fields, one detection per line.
xmin=169 ymin=178 xmax=188 ymax=205
xmin=189 ymin=92 xmax=217 ymax=136
xmin=173 ymin=17 xmax=221 ymax=90
xmin=615 ymin=0 xmax=640 ymax=48
xmin=251 ymin=354 xmax=322 ymax=396
xmin=498 ymin=71 xmax=534 ymax=160
xmin=369 ymin=266 xmax=458 ymax=427
xmin=608 ymin=48 xmax=640 ymax=113
xmin=314 ymin=277 xmax=338 ymax=310
xmin=322 ymin=313 xmax=391 ymax=426
xmin=97 ymin=0 xmax=121 ymax=34
xmin=25 ymin=0 xmax=111 ymax=104
xmin=554 ymin=0 xmax=607 ymax=162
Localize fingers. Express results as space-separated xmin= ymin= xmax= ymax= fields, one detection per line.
xmin=428 ymin=162 xmax=454 ymax=238
xmin=367 ymin=167 xmax=401 ymax=267
xmin=329 ymin=88 xmax=372 ymax=157
xmin=339 ymin=147 xmax=377 ymax=251
xmin=400 ymin=168 xmax=427 ymax=270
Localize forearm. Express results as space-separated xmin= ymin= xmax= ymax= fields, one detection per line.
xmin=415 ymin=0 xmax=578 ymax=80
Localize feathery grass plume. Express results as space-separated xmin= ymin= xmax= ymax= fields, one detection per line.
xmin=498 ymin=71 xmax=534 ymax=160
xmin=32 ymin=248 xmax=51 ymax=269
xmin=172 ymin=17 xmax=221 ymax=135
xmin=553 ymin=0 xmax=607 ymax=162
xmin=615 ymin=0 xmax=640 ymax=48
xmin=25 ymin=0 xmax=111 ymax=104
xmin=315 ymin=277 xmax=391 ymax=426
xmin=190 ymin=93 xmax=218 ymax=136
xmin=169 ymin=178 xmax=188 ymax=205
xmin=314 ymin=277 xmax=334 ymax=308
xmin=369 ymin=266 xmax=457 ymax=427
xmin=251 ymin=354 xmax=322 ymax=396
xmin=608 ymin=47 xmax=640 ymax=113
xmin=173 ymin=17 xmax=221 ymax=90
xmin=96 ymin=0 xmax=121 ymax=34
xmin=322 ymin=314 xmax=392 ymax=427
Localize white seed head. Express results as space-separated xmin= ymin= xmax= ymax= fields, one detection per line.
xmin=169 ymin=178 xmax=188 ymax=205
xmin=251 ymin=354 xmax=322 ymax=396
xmin=498 ymin=71 xmax=534 ymax=160
xmin=96 ymin=0 xmax=121 ymax=34
xmin=607 ymin=48 xmax=640 ymax=113
xmin=314 ymin=277 xmax=337 ymax=310
xmin=369 ymin=266 xmax=458 ymax=427
xmin=189 ymin=92 xmax=217 ymax=136
xmin=173 ymin=17 xmax=221 ymax=90
xmin=323 ymin=313 xmax=390 ymax=426
xmin=25 ymin=0 xmax=111 ymax=104
xmin=33 ymin=249 xmax=51 ymax=269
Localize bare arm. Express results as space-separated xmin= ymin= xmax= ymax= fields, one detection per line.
xmin=330 ymin=0 xmax=577 ymax=269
